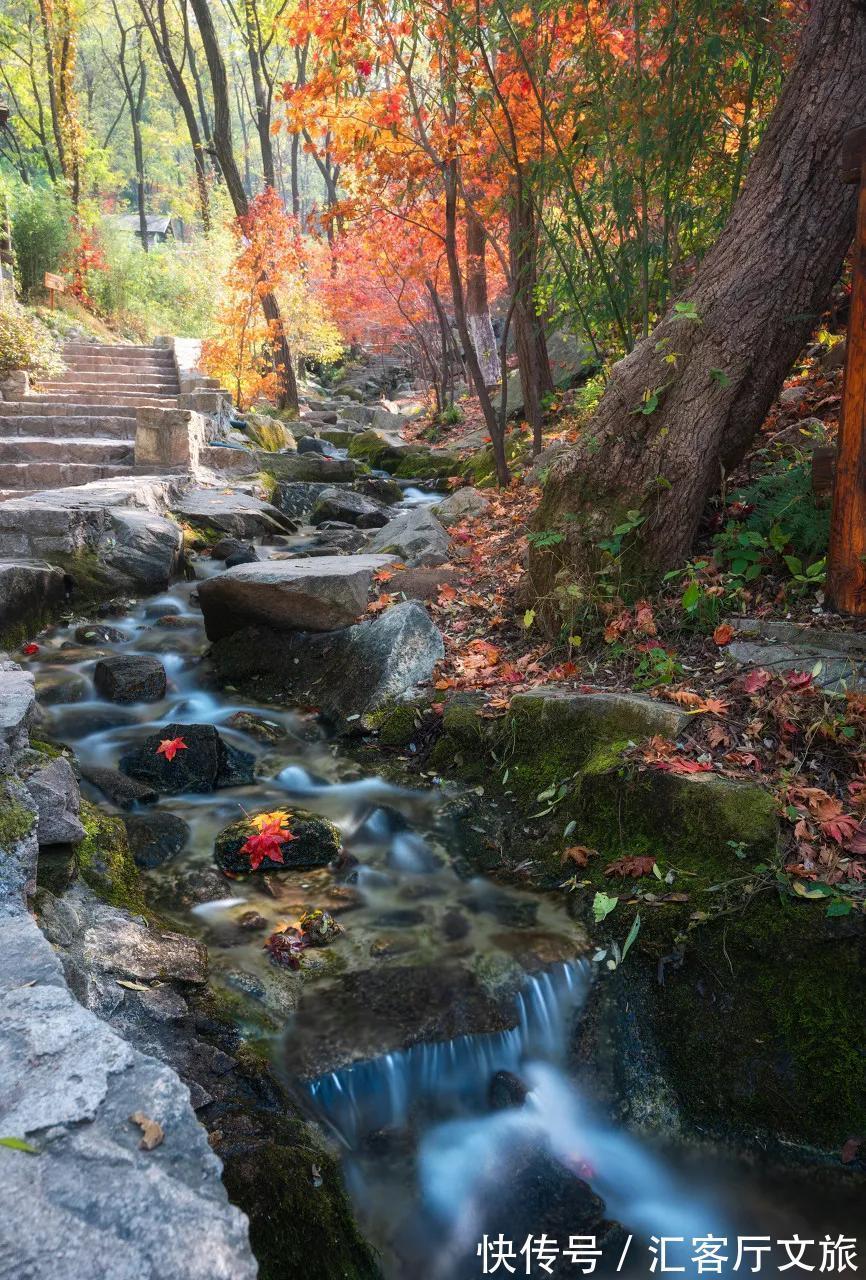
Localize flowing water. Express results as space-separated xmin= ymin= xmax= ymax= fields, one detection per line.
xmin=25 ymin=508 xmax=863 ymax=1278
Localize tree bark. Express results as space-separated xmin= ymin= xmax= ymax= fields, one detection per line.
xmin=465 ymin=206 xmax=501 ymax=388
xmin=509 ymin=185 xmax=552 ymax=455
xmin=188 ymin=0 xmax=298 ymax=413
xmin=528 ymin=0 xmax=866 ymax=609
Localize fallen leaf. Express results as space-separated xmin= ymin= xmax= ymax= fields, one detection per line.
xmin=116 ymin=979 xmax=150 ymax=992
xmin=841 ymin=1137 xmax=865 ymax=1165
xmin=713 ymin=622 xmax=734 ymax=646
xmin=0 ymin=1137 xmax=39 ymax=1154
xmin=743 ymin=669 xmax=772 ymax=694
xmin=156 ymin=736 xmax=187 ymax=762
xmin=604 ymin=855 xmax=658 ymax=878
xmin=560 ymin=844 xmax=597 ymax=868
xmin=129 ymin=1112 xmax=164 ymax=1151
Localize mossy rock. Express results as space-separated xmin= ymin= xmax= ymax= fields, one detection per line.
xmin=218 ymin=1114 xmax=380 ymax=1280
xmin=245 ymin=413 xmax=296 ymax=453
xmin=428 ymin=694 xmax=492 ymax=781
xmin=362 ymin=697 xmax=431 ymax=749
xmin=644 ymin=890 xmax=866 ymax=1147
xmin=75 ymin=797 xmax=147 ymax=914
xmin=0 ymin=779 xmax=36 ymax=846
xmin=214 ymin=810 xmax=341 ymax=875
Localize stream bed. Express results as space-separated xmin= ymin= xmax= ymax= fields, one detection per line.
xmin=25 ymin=504 xmax=864 ymax=1278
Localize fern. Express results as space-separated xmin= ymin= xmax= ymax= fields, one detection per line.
xmin=727 ymin=461 xmax=828 ymax=561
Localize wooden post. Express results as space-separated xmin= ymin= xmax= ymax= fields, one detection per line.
xmin=43 ymin=271 xmax=65 ymax=312
xmin=828 ymin=125 xmax=866 ymax=613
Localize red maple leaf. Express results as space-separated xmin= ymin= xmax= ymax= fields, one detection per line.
xmin=156 ymin=736 xmax=187 ymax=762
xmin=22 ymin=642 xmax=39 ymax=655
xmin=742 ymin=669 xmax=772 ymax=694
xmin=604 ymin=855 xmax=657 ymax=878
xmin=239 ymin=819 xmax=296 ymax=871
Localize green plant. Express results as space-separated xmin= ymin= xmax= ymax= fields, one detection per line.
xmin=527 ymin=528 xmax=566 ymax=550
xmin=596 ymin=509 xmax=646 ymax=557
xmin=4 ymin=179 xmax=75 ymax=299
xmin=436 ymin=403 xmax=463 ymax=426
xmin=0 ymin=301 xmax=63 ymax=378
xmin=633 ymin=644 xmax=684 ymax=688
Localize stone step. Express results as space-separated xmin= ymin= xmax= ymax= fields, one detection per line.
xmin=25 ymin=392 xmax=177 ymax=407
xmin=0 ymin=436 xmax=134 ymax=463
xmin=0 ymin=414 xmax=136 ymax=439
xmin=0 ymin=488 xmax=36 ymax=501
xmin=61 ymin=342 xmax=172 ymax=361
xmin=55 ymin=369 xmax=179 ymax=387
xmin=37 ymin=380 xmax=179 ymax=396
xmin=0 ymin=460 xmax=135 ymax=488
xmin=0 ymin=400 xmax=138 ymax=419
xmin=61 ymin=361 xmax=176 ymax=378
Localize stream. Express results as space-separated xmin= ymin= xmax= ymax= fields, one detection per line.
xmin=25 ymin=486 xmax=863 ymax=1277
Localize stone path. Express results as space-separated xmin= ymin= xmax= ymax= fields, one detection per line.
xmin=0 ymin=341 xmax=180 ymax=497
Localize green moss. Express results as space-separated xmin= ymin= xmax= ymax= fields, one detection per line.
xmin=428 ymin=696 xmax=492 ymax=780
xmin=50 ymin=549 xmax=112 ymax=605
xmin=0 ymin=782 xmax=36 ymax=845
xmin=28 ymin=738 xmax=64 ymax=759
xmin=363 ymin=699 xmax=427 ymax=748
xmin=75 ymin=798 xmax=147 ymax=914
xmin=650 ymin=890 xmax=866 ymax=1146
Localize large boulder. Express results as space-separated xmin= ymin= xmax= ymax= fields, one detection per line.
xmin=214 ymin=810 xmax=341 ymax=875
xmin=366 ymin=506 xmax=451 ymax=566
xmin=309 ymin=487 xmax=391 ymax=529
xmin=434 ymin=487 xmax=490 ymax=524
xmin=93 ymin=655 xmax=167 ymax=704
xmin=210 ymin=601 xmax=444 ymax=729
xmin=255 ymin=452 xmax=362 ymax=484
xmin=197 ymin=555 xmax=395 ymax=640
xmin=171 ymin=488 xmax=294 ymax=539
xmin=273 ymin=481 xmax=330 ymax=518
xmin=119 ymin=723 xmax=255 ymax=795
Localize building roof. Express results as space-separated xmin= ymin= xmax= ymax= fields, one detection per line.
xmin=114 ymin=214 xmax=175 ymax=234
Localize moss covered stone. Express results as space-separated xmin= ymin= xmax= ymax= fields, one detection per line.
xmin=214 ymin=810 xmax=341 ymax=875
xmin=0 ymin=781 xmax=36 ymax=846
xmin=75 ymin=797 xmax=148 ymax=913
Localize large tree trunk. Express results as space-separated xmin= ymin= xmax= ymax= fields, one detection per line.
xmin=528 ymin=0 xmax=866 ymax=610
xmin=188 ymin=0 xmax=298 ymax=414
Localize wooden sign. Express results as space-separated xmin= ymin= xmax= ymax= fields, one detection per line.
xmin=43 ymin=271 xmax=65 ymax=309
xmin=827 ymin=126 xmax=866 ymax=613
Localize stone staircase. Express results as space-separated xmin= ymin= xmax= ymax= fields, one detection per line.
xmin=0 ymin=342 xmax=180 ymax=497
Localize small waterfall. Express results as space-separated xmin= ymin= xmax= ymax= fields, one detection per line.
xmin=305 ymin=962 xmax=589 ymax=1148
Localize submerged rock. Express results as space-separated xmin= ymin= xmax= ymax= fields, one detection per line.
xmin=74 ymin=623 xmax=127 ymax=645
xmin=0 ymin=559 xmax=66 ymax=641
xmin=79 ymin=763 xmax=158 ymax=809
xmin=197 ymin=554 xmax=395 ymax=640
xmin=119 ymin=723 xmax=255 ymax=795
xmin=93 ymin=654 xmax=167 ymax=704
xmin=123 ymin=811 xmax=190 ymax=869
xmin=214 ymin=810 xmax=341 ymax=875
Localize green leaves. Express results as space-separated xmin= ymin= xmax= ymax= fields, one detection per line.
xmin=0 ymin=1137 xmax=39 ymax=1154
xmin=710 ymin=367 xmax=731 ymax=388
xmin=593 ymin=891 xmax=618 ymax=923
xmin=526 ymin=529 xmax=565 ymax=550
xmin=621 ymin=913 xmax=641 ymax=961
xmin=673 ymin=300 xmax=700 ymax=322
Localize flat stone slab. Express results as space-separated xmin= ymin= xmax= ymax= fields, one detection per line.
xmin=198 ymin=554 xmax=395 ymax=639
xmin=17 ymin=475 xmax=182 ymax=511
xmin=725 ymin=618 xmax=866 ymax=688
xmin=171 ymin=488 xmax=293 ymax=538
xmin=508 ymin=688 xmax=689 ymax=748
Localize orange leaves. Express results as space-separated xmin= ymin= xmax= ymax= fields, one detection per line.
xmin=604 ymin=855 xmax=657 ymax=878
xmin=666 ymin=689 xmax=730 ymax=715
xmin=156 ymin=736 xmax=187 ymax=762
xmin=713 ymin=622 xmax=735 ymax=646
xmin=561 ymin=844 xmax=597 ymax=868
xmin=367 ymin=592 xmax=395 ymax=614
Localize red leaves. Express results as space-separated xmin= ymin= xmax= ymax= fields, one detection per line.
xmin=156 ymin=736 xmax=187 ymax=762
xmin=21 ymin=642 xmax=39 ymax=656
xmin=653 ymin=758 xmax=714 ymax=774
xmin=239 ymin=816 xmax=297 ymax=871
xmin=742 ymin=669 xmax=772 ymax=694
xmin=604 ymin=855 xmax=657 ymax=878
xmin=785 ymin=671 xmax=813 ymax=691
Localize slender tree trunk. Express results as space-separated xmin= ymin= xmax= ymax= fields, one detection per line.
xmin=465 ymin=206 xmax=501 ymax=388
xmin=242 ymin=2 xmax=275 ymax=189
xmin=509 ymin=180 xmax=552 ymax=454
xmin=444 ymin=162 xmax=509 ymax=484
xmin=528 ymin=0 xmax=866 ymax=609
xmin=188 ymin=0 xmax=298 ymax=413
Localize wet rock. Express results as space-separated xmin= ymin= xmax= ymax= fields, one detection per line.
xmin=23 ymin=755 xmax=85 ymax=846
xmin=211 ymin=536 xmax=250 ymax=561
xmin=310 ymin=487 xmax=391 ymax=529
xmin=82 ymin=916 xmax=208 ymax=985
xmin=119 ymin=723 xmax=255 ymax=795
xmin=489 ymin=1068 xmax=529 ymax=1110
xmin=93 ymin=654 xmax=167 ymax=704
xmin=50 ymin=704 xmax=139 ymax=739
xmin=369 ymin=935 xmax=416 ymax=959
xmin=434 ymin=487 xmax=490 ymax=523
xmin=353 ymin=475 xmax=403 ymax=505
xmin=210 ymin=601 xmax=444 ymax=729
xmin=273 ymin=481 xmax=330 ymax=518
xmin=172 ymin=488 xmax=295 ymax=539
xmin=441 ymin=908 xmax=471 ymax=941
xmin=309 ymin=523 xmax=370 ymax=554
xmin=34 ymin=669 xmax=88 ymax=705
xmin=74 ymin=622 xmax=128 ymax=644
xmin=299 ymin=908 xmax=344 ymax=946
xmin=214 ymin=811 xmax=342 ymax=874
xmin=238 ymin=910 xmax=268 ymax=931
xmin=297 ymin=435 xmax=341 ymax=458
xmin=226 ymin=710 xmax=288 ymax=745
xmin=79 ymin=764 xmax=158 ymax=809
xmin=197 ymin=554 xmax=395 ymax=640
xmin=256 ymin=452 xmax=361 ymax=484
xmin=155 ymin=864 xmax=228 ymax=907
xmin=224 ymin=544 xmax=259 ymax=568
xmin=0 ymin=559 xmax=66 ymax=637
xmin=48 ymin=644 xmax=108 ymax=664
xmin=366 ymin=506 xmax=451 ymax=566
xmin=99 ymin=507 xmax=184 ymax=594
xmin=123 ymin=811 xmax=190 ymax=869
xmin=284 ymin=964 xmax=515 ymax=1076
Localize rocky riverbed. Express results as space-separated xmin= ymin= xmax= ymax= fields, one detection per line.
xmin=3 ymin=359 xmax=866 ymax=1279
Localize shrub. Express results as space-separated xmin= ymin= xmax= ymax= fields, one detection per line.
xmin=4 ymin=180 xmax=75 ymax=299
xmin=0 ymin=301 xmax=63 ymax=379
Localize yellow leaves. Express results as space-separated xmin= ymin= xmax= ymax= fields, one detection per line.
xmin=249 ymin=809 xmax=293 ymax=832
